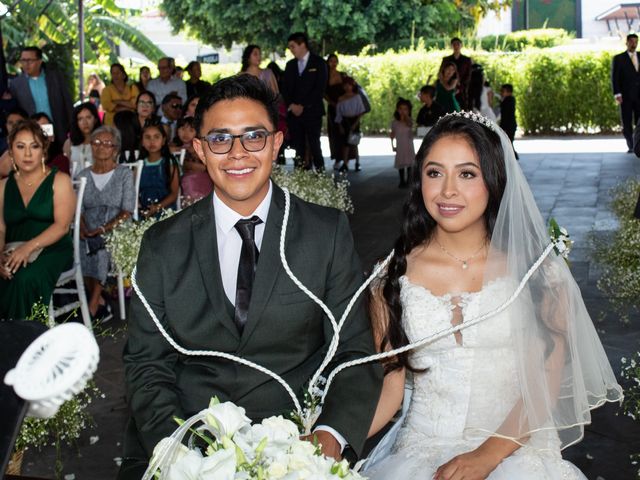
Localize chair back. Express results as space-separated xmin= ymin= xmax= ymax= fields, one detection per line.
xmin=122 ymin=160 xmax=144 ymax=221
xmin=71 ymin=177 xmax=87 ymax=266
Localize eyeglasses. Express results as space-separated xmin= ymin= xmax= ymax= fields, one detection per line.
xmin=91 ymin=139 xmax=116 ymax=149
xmin=138 ymin=100 xmax=154 ymax=107
xmin=170 ymin=103 xmax=182 ymax=109
xmin=19 ymin=58 xmax=40 ymax=64
xmin=201 ymin=129 xmax=275 ymax=154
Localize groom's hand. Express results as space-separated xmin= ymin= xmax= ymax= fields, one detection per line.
xmin=302 ymin=431 xmax=342 ymax=461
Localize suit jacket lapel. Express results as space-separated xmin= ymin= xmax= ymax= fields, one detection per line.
xmin=191 ymin=194 xmax=240 ymax=340
xmin=239 ymin=185 xmax=285 ymax=350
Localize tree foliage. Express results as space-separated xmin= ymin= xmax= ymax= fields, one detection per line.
xmin=161 ymin=0 xmax=510 ymax=55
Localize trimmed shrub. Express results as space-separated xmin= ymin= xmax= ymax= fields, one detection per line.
xmin=339 ymin=49 xmax=619 ymax=134
xmin=181 ymin=47 xmax=621 ymax=135
xmin=480 ymin=28 xmax=571 ymax=52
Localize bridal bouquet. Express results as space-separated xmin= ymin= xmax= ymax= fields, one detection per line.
xmin=148 ymin=397 xmax=365 ymax=480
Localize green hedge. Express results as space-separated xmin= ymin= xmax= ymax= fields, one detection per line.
xmin=337 ymin=49 xmax=619 ymax=134
xmin=134 ymin=47 xmax=618 ymax=135
xmin=480 ymin=28 xmax=571 ymax=52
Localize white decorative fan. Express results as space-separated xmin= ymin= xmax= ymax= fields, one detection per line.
xmin=4 ymin=323 xmax=99 ymax=419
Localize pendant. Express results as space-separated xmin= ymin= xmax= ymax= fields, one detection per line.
xmin=462 ymin=261 xmax=468 ymax=269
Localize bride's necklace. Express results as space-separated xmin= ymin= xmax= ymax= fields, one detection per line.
xmin=434 ymin=238 xmax=486 ymax=270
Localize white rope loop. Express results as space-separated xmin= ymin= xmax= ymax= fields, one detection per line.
xmin=320 ymin=242 xmax=556 ymax=404
xmin=131 ymin=266 xmax=303 ymax=415
xmin=279 ymin=188 xmax=393 ymax=397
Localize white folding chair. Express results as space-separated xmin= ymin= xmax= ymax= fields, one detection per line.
xmin=114 ymin=160 xmax=144 ymax=320
xmin=122 ymin=160 xmax=144 ymax=221
xmin=175 ymin=149 xmax=186 ymax=211
xmin=49 ymin=177 xmax=92 ymax=332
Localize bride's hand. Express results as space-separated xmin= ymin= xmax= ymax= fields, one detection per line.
xmin=433 ymin=447 xmax=500 ymax=480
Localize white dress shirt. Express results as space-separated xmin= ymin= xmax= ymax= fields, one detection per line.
xmin=297 ymin=51 xmax=310 ymax=75
xmin=214 ymin=183 xmax=271 ymax=304
xmin=212 ymin=181 xmax=347 ymax=452
xmin=630 ymin=51 xmax=639 ymax=71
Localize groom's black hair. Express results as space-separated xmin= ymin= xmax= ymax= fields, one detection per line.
xmin=194 ymin=74 xmax=279 ymax=136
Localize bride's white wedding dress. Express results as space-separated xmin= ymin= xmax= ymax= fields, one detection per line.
xmin=364 ymin=275 xmax=586 ymax=480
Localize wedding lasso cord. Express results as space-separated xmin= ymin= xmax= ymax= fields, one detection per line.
xmin=130 ymin=266 xmax=304 ymax=415
xmin=319 ymin=241 xmax=556 ymax=404
xmin=279 ymin=188 xmax=394 ymax=395
xmin=132 ymin=186 xmax=557 ymax=429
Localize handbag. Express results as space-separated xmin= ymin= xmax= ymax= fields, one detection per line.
xmin=85 ymin=236 xmax=106 ymax=256
xmin=2 ymin=241 xmax=43 ymax=263
xmin=347 ymin=131 xmax=362 ymax=146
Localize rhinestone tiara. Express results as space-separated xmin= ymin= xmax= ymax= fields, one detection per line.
xmin=437 ymin=110 xmax=496 ymax=131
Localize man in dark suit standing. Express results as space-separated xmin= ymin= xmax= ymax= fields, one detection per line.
xmin=440 ymin=37 xmax=472 ymax=110
xmin=282 ymin=32 xmax=328 ymax=171
xmin=8 ymin=47 xmax=73 ymax=146
xmin=117 ymin=75 xmax=382 ymax=479
xmin=612 ymin=33 xmax=640 ymax=153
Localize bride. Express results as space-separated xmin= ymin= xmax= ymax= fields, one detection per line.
xmin=363 ymin=112 xmax=623 ymax=480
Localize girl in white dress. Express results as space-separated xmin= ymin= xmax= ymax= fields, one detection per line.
xmin=364 ymin=112 xmax=622 ymax=480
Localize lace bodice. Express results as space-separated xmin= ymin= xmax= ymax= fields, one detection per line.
xmin=393 ymin=275 xmax=569 ymax=460
xmin=396 ymin=276 xmax=522 ymax=445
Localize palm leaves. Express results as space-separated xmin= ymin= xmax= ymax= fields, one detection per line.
xmin=2 ymin=0 xmax=165 ymax=67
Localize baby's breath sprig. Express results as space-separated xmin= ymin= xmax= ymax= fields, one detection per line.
xmin=271 ymin=166 xmax=354 ymax=214
xmin=549 ymin=217 xmax=573 ymax=262
xmin=105 ymin=210 xmax=176 ymax=277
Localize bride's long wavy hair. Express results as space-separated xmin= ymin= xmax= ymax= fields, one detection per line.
xmin=379 ymin=115 xmax=507 ymax=372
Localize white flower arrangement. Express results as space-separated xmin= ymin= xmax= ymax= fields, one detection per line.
xmin=548 ymin=217 xmax=573 ymax=261
xmin=147 ymin=397 xmax=365 ymax=480
xmin=105 ymin=210 xmax=175 ymax=277
xmin=271 ymin=166 xmax=354 ymax=214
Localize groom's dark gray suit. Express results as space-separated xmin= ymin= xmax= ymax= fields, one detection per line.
xmin=121 ymin=183 xmax=383 ymax=469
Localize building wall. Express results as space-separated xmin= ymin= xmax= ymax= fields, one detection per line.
xmin=476 ymin=0 xmax=626 ymax=40
xmin=582 ymin=0 xmax=635 ymax=38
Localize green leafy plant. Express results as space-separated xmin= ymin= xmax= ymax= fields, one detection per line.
xmin=590 ymin=179 xmax=640 ymax=324
xmin=220 ymin=47 xmax=616 ymax=135
xmin=3 ymin=0 xmax=165 ymax=99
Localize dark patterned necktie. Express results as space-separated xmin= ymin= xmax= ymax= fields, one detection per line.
xmin=234 ymin=216 xmax=262 ymax=333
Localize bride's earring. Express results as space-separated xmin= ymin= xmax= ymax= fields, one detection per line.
xmin=41 ymin=157 xmax=46 ymax=173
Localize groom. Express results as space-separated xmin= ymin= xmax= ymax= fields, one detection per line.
xmin=118 ymin=74 xmax=382 ymax=478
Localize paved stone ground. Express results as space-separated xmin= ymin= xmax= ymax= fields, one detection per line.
xmin=19 ymin=136 xmax=640 ymax=480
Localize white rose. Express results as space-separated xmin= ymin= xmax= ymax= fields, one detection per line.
xmin=200 ymin=447 xmax=237 ymax=480
xmin=266 ymin=460 xmax=289 ymax=479
xmin=165 ymin=449 xmax=205 ymax=480
xmin=204 ymin=401 xmax=251 ymax=439
xmin=260 ymin=416 xmax=300 ymax=440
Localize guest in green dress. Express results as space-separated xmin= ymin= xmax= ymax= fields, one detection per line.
xmin=0 ymin=119 xmax=75 ymax=319
xmin=435 ymin=61 xmax=461 ymax=114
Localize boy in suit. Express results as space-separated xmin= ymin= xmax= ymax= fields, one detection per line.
xmin=416 ymin=85 xmax=445 ymax=135
xmin=282 ymin=32 xmax=328 ymax=171
xmin=118 ymin=74 xmax=382 ymax=479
